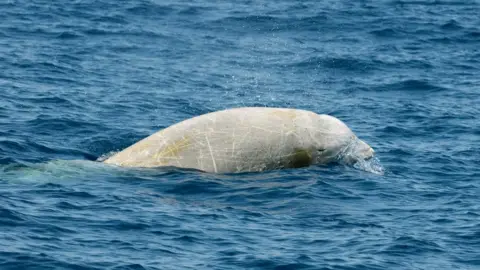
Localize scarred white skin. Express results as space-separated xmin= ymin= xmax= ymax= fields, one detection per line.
xmin=103 ymin=107 xmax=374 ymax=173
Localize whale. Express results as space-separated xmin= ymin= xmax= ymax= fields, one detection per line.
xmin=103 ymin=107 xmax=375 ymax=173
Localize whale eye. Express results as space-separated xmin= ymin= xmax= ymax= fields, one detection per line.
xmin=317 ymin=148 xmax=326 ymax=152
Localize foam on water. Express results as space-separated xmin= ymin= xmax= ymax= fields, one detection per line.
xmin=353 ymin=157 xmax=385 ymax=175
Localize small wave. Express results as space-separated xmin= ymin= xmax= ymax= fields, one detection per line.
xmin=82 ymin=28 xmax=166 ymax=39
xmin=165 ymin=179 xmax=225 ymax=195
xmin=0 ymin=157 xmax=18 ymax=166
xmin=370 ymin=28 xmax=401 ymax=38
xmin=292 ymin=56 xmax=374 ymax=72
xmin=0 ymin=207 xmax=26 ymax=223
xmin=379 ymin=236 xmax=445 ymax=255
xmin=204 ymin=14 xmax=328 ymax=33
xmin=125 ymin=3 xmax=175 ymax=17
xmin=0 ymin=140 xmax=27 ymax=153
xmin=440 ymin=19 xmax=463 ymax=30
xmin=54 ymin=201 xmax=84 ymax=210
xmin=177 ymin=6 xmax=211 ymax=16
xmin=100 ymin=220 xmax=150 ymax=231
xmin=380 ymin=126 xmax=419 ymax=137
xmin=91 ymin=14 xmax=128 ymax=24
xmin=56 ymin=31 xmax=83 ymax=39
xmin=172 ymin=235 xmax=200 ymax=243
xmin=392 ymin=0 xmax=472 ymax=6
xmin=428 ymin=29 xmax=480 ymax=44
xmin=234 ymin=257 xmax=313 ymax=269
xmin=464 ymin=31 xmax=480 ymax=39
xmin=26 ymin=115 xmax=103 ymax=133
xmin=0 ymin=251 xmax=97 ymax=270
xmin=375 ymin=79 xmax=449 ymax=93
xmin=23 ymin=96 xmax=78 ymax=107
xmin=96 ymin=151 xmax=117 ymax=162
xmin=110 ymin=263 xmax=148 ymax=270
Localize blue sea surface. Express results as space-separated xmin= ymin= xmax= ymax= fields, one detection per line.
xmin=1 ymin=0 xmax=479 ymax=269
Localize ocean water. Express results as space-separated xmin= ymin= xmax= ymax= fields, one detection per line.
xmin=1 ymin=0 xmax=479 ymax=269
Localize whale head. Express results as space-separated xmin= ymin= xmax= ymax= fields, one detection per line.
xmin=308 ymin=114 xmax=375 ymax=165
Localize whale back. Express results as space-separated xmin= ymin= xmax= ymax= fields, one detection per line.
xmin=103 ymin=107 xmax=373 ymax=173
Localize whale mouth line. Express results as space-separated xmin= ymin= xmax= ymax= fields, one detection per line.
xmin=363 ymin=155 xmax=374 ymax=162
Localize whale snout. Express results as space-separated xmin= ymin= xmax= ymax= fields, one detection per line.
xmin=339 ymin=138 xmax=375 ymax=165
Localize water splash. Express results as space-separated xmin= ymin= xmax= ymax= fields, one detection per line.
xmin=353 ymin=157 xmax=385 ymax=175
xmin=336 ymin=138 xmax=385 ymax=175
xmin=96 ymin=151 xmax=118 ymax=162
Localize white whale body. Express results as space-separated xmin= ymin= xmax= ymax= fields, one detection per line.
xmin=103 ymin=107 xmax=375 ymax=173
